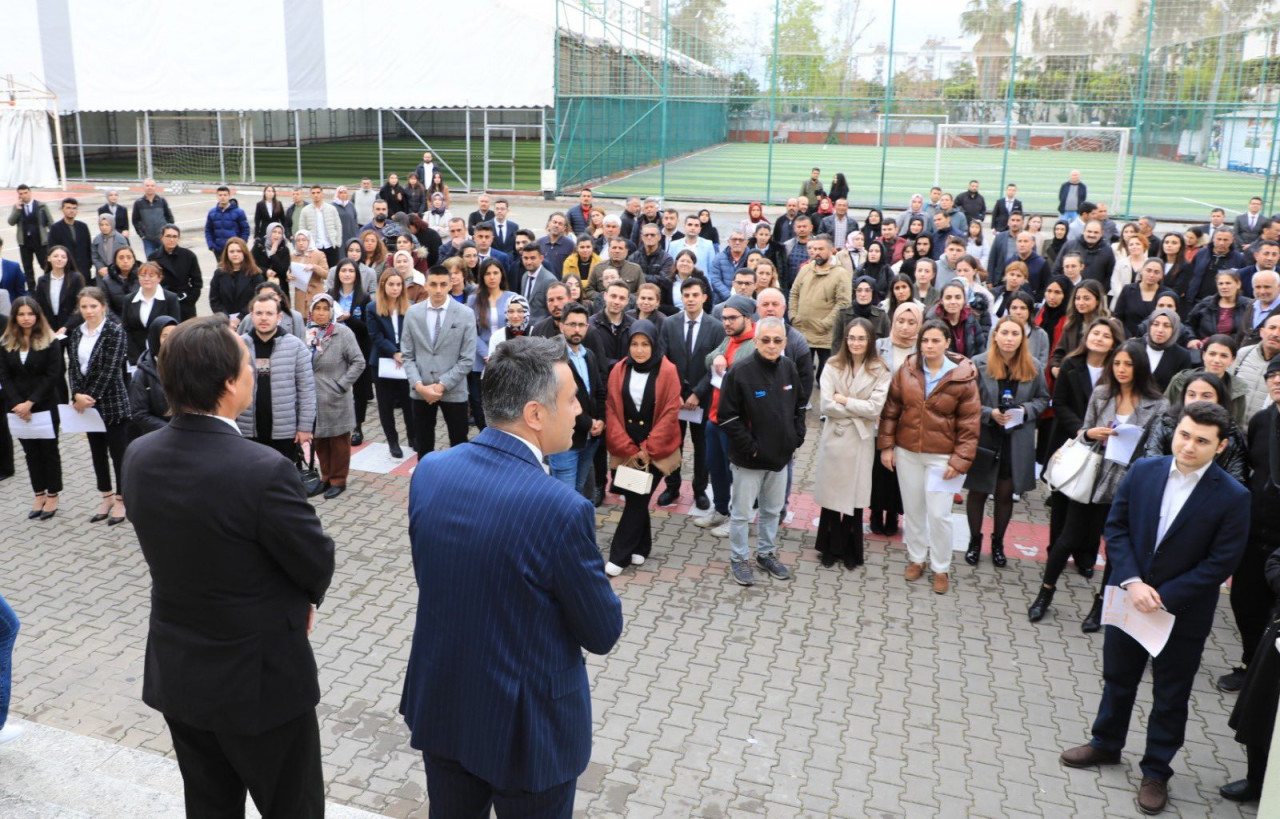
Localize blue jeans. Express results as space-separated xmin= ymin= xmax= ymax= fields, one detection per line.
xmin=548 ymin=437 xmax=600 ymax=494
xmin=0 ymin=592 xmax=17 ymax=730
xmin=1060 ymin=210 xmax=1077 ymax=224
xmin=705 ymin=422 xmax=732 ymax=516
xmin=142 ymin=237 xmax=161 ymax=260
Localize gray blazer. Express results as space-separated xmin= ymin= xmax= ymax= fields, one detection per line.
xmin=1078 ymin=387 xmax=1168 ymax=504
xmin=514 ymin=267 xmax=558 ymax=323
xmin=311 ymin=322 xmax=366 ymax=438
xmin=963 ymin=352 xmax=1050 ymax=494
xmin=402 ymin=298 xmax=477 ymax=403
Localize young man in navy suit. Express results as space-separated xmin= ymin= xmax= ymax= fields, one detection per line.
xmin=402 ymin=336 xmax=623 ymax=817
xmin=1059 ymin=401 xmax=1250 ymax=815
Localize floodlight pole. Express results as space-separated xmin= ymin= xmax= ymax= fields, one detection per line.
xmin=1266 ymin=96 xmax=1280 ymax=214
xmin=74 ymin=112 xmax=86 ymax=181
xmin=765 ymin=0 xmax=780 ymax=205
xmin=1124 ymin=0 xmax=1156 ymax=218
xmin=877 ymin=0 xmax=897 ymax=208
xmin=659 ymin=0 xmax=670 ymax=200
xmin=998 ymin=0 xmax=1022 ymax=195
xmin=293 ymin=110 xmax=303 ymax=187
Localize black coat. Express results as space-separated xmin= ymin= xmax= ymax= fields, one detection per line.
xmin=1046 ymin=354 xmax=1096 ymax=457
xmin=35 ymin=271 xmax=86 ymax=334
xmin=128 ymin=351 xmax=169 ymax=437
xmin=568 ymin=346 xmax=607 ymax=450
xmin=253 ymin=200 xmax=286 ymax=241
xmin=148 ymin=245 xmax=203 ymax=304
xmin=47 ymin=219 xmax=93 ymax=276
xmin=1148 ymin=343 xmax=1193 ymax=392
xmin=122 ymin=289 xmax=183 ymax=365
xmin=1186 ymin=295 xmax=1253 ymax=344
xmin=120 ymin=414 xmax=335 ymax=734
xmin=0 ymin=339 xmax=64 ymax=413
xmin=67 ymin=319 xmax=130 ymax=425
xmin=97 ymin=202 xmax=130 ymax=234
xmin=658 ymin=310 xmax=726 ymax=407
xmin=208 ymin=269 xmax=266 ymax=319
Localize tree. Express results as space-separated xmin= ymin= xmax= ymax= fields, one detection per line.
xmin=728 ymin=70 xmax=761 ymax=115
xmin=959 ymin=0 xmax=1018 ymax=102
xmin=668 ymin=0 xmax=730 ymax=63
xmin=769 ymin=0 xmax=834 ymax=97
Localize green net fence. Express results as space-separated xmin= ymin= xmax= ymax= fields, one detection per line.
xmin=554 ymin=0 xmax=1280 ymax=221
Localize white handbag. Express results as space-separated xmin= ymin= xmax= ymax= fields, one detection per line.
xmin=613 ymin=462 xmax=654 ymax=495
xmin=1043 ymin=437 xmax=1102 ymax=504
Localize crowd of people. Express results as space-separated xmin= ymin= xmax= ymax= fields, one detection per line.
xmin=3 ymin=156 xmax=1280 ymax=813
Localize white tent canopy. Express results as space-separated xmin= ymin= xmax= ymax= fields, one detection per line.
xmin=0 ymin=0 xmax=556 ymax=111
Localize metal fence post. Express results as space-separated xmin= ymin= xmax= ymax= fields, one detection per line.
xmin=998 ymin=0 xmax=1023 ymax=195
xmin=377 ymin=109 xmax=385 ymax=183
xmin=74 ymin=111 xmax=86 ymax=180
xmin=465 ymin=108 xmax=473 ymax=191
xmin=1125 ymin=0 xmax=1156 ymax=218
xmin=293 ymin=110 xmax=303 ymax=187
xmin=765 ymin=0 xmax=780 ymax=205
xmin=216 ymin=112 xmax=226 ymax=184
xmin=659 ymin=0 xmax=670 ymax=201
xmin=877 ymin=0 xmax=897 ymax=208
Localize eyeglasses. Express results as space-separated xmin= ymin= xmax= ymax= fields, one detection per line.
xmin=721 ymin=314 xmax=742 ymax=322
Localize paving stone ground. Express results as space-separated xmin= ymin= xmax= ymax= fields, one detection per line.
xmin=0 ymin=191 xmax=1260 ymax=817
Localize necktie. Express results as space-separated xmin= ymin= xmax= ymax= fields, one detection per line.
xmin=524 ymin=274 xmax=534 ymax=301
xmin=431 ymin=307 xmax=442 ymax=344
xmin=685 ymin=318 xmax=696 ymax=355
xmin=498 ymin=223 xmax=505 ymax=244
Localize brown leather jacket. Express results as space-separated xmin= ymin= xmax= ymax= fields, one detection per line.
xmin=876 ymin=352 xmax=982 ymax=472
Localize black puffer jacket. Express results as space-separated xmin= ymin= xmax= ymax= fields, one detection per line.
xmin=717 ymin=349 xmax=806 ymax=471
xmin=1142 ymin=409 xmax=1249 ymax=485
xmin=128 ymin=315 xmax=178 ymax=437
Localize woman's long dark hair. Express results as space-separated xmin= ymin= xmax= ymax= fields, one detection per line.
xmin=1174 ymin=371 xmax=1232 ymax=417
xmin=1100 ymin=339 xmax=1164 ymax=401
xmin=473 ymin=258 xmax=510 ymax=331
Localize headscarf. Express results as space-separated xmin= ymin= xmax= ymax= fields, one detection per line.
xmin=1037 ymin=274 xmax=1073 ymax=334
xmin=306 ymin=292 xmax=338 ymax=356
xmin=893 ymin=300 xmax=924 ymax=325
xmin=851 ymin=276 xmax=878 ymax=318
xmin=1144 ymin=307 xmax=1181 ymax=351
xmin=903 ymin=214 xmax=926 ymax=241
xmin=429 ymin=192 xmax=447 ymax=217
xmin=747 ymin=202 xmax=764 ymax=222
xmin=861 ymin=209 xmax=883 ymax=243
xmin=264 ymin=221 xmax=288 ymax=253
xmin=145 ymin=314 xmax=178 ymax=359
xmin=293 ymin=229 xmax=313 ymax=251
xmin=504 ymin=294 xmax=530 ymax=335
xmin=1048 ymin=219 xmax=1070 ymax=257
xmin=626 ymin=319 xmax=661 ymax=374
xmin=859 ymin=240 xmax=888 ymax=285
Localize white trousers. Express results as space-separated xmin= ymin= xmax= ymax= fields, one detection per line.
xmin=893 ymin=447 xmax=954 ymax=573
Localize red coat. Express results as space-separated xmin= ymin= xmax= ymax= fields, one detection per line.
xmin=605 ymin=357 xmax=683 ymax=474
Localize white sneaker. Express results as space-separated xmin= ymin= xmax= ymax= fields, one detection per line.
xmin=630 ymin=554 xmax=646 ymax=566
xmin=694 ymin=512 xmax=728 ymax=529
xmin=0 ymin=723 xmax=25 ymax=744
xmin=604 ymin=562 xmax=624 ymax=577
xmin=711 ymin=522 xmax=730 ymax=537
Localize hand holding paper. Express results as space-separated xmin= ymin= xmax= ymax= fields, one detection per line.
xmin=1104 ymin=423 xmax=1143 ymax=464
xmin=1001 ymin=407 xmax=1025 ymax=430
xmin=58 ymin=404 xmax=107 ymax=434
xmin=1101 ymin=585 xmax=1175 ymax=657
xmin=8 ymin=411 xmax=56 ymax=440
xmin=926 ymin=466 xmax=965 ymax=493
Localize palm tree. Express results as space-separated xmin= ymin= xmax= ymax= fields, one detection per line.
xmin=960 ymin=0 xmax=1018 ymax=104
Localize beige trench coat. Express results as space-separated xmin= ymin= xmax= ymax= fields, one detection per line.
xmin=813 ymin=358 xmax=891 ymax=515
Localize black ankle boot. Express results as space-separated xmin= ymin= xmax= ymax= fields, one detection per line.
xmin=1028 ymin=586 xmax=1055 ymax=622
xmin=819 ymin=550 xmax=837 ymax=568
xmin=964 ymin=535 xmax=981 ymax=566
xmin=991 ymin=537 xmax=1007 ymax=568
xmin=1082 ymin=594 xmax=1104 ymax=633
xmin=883 ymin=514 xmax=899 ymax=537
xmin=868 ymin=509 xmax=885 ymax=535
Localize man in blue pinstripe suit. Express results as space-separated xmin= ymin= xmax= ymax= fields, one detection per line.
xmin=403 ymin=336 xmax=624 ymax=818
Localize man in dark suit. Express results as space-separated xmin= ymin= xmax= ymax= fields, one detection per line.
xmin=990 ymin=184 xmax=1023 ymax=232
xmin=471 ymin=222 xmax=513 ymax=275
xmin=546 ymin=304 xmax=606 ymax=494
xmin=0 ymin=238 xmax=27 ymax=306
xmin=657 ymin=277 xmax=724 ymax=510
xmin=514 ymin=245 xmax=559 ymax=324
xmin=986 ymin=210 xmax=1025 ymax=286
xmin=1060 ymin=402 xmax=1250 ymax=815
xmin=467 ymin=193 xmax=494 ymax=234
xmin=121 ymin=317 xmax=335 ymax=817
xmin=7 ymin=185 xmax=51 ymax=290
xmin=491 ymin=198 xmax=519 ymax=255
xmin=402 ymin=336 xmax=623 ymax=818
xmin=1237 ymin=197 xmax=1266 ymax=246
xmin=46 ymin=197 xmax=93 ymax=277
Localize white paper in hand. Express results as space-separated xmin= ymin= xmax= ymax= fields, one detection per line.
xmin=1104 ymin=423 xmax=1143 ymax=464
xmin=1101 ymin=585 xmax=1175 ymax=657
xmin=58 ymin=405 xmax=107 ymax=434
xmin=377 ymin=358 xmax=408 ymax=380
xmin=1002 ymin=407 xmax=1025 ymax=430
xmin=710 ymin=371 xmax=723 ymax=389
xmin=288 ymin=262 xmax=310 ymax=287
xmin=677 ymin=407 xmax=704 ymax=423
xmin=8 ymin=411 xmax=56 ymax=439
xmin=925 ymin=466 xmax=965 ymax=493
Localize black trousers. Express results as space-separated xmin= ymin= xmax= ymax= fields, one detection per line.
xmin=422 ymin=753 xmax=575 ymax=819
xmin=1090 ymin=626 xmax=1206 ymax=782
xmin=664 ymin=418 xmax=707 ymax=495
xmin=609 ymin=466 xmax=659 ymax=566
xmin=467 ymin=371 xmax=487 ymax=430
xmin=412 ymin=399 xmax=468 ymax=459
xmin=1231 ymin=536 xmax=1277 ymax=668
xmin=177 ymin=297 xmax=197 ymax=323
xmin=321 ymin=246 xmax=340 ymax=268
xmin=1041 ymin=500 xmax=1110 ymax=588
xmin=20 ymin=438 xmax=62 ymax=494
xmin=87 ymin=423 xmax=130 ymax=494
xmin=253 ymin=436 xmax=297 ymax=463
xmin=374 ymin=376 xmax=414 ymax=447
xmin=19 ymin=242 xmax=46 ymax=291
xmin=812 ymin=347 xmax=831 ymax=382
xmin=165 ymin=709 xmax=324 ymax=819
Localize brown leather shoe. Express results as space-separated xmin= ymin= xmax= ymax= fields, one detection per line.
xmin=932 ymin=572 xmax=950 ymax=594
xmin=1060 ymin=744 xmax=1122 ymax=768
xmin=1137 ymin=776 xmax=1168 ymax=814
xmin=904 ymin=562 xmax=925 ymax=581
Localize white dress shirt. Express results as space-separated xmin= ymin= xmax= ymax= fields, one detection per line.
xmin=133 ymin=286 xmax=166 ymax=325
xmin=1121 ymin=458 xmax=1213 ymax=588
xmin=493 ymin=428 xmax=548 ymax=474
xmin=77 ymin=320 xmax=104 ymax=374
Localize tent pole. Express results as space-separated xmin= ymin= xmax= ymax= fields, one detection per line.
xmin=377 ymin=110 xmax=385 ymax=182
xmin=294 ymin=110 xmax=303 ymax=186
xmin=466 ymin=109 xmax=473 ymax=192
xmin=74 ymin=111 xmax=86 ymax=180
xmin=52 ymin=106 xmax=68 ymax=189
xmin=216 ymin=113 xmax=226 ymax=184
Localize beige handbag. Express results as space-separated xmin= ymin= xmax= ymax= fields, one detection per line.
xmin=613 ymin=458 xmax=654 ymax=495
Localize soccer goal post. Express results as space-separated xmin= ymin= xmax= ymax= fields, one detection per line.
xmin=875 ymin=113 xmax=949 ymax=148
xmin=137 ymin=112 xmax=253 ymax=184
xmin=934 ymin=124 xmax=1132 ymax=214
